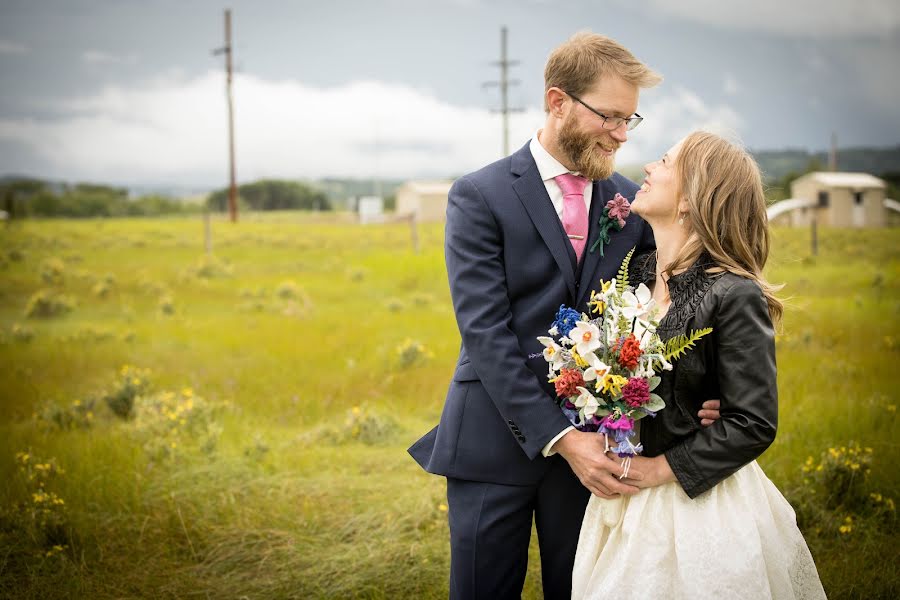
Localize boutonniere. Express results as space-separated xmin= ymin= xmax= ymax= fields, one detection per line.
xmin=589 ymin=193 xmax=631 ymax=256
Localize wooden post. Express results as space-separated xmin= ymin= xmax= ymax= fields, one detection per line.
xmin=203 ymin=210 xmax=212 ymax=255
xmin=408 ymin=213 xmax=419 ymax=254
xmin=811 ymin=213 xmax=818 ymax=256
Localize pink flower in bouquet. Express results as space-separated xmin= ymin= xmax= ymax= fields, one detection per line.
xmin=554 ymin=368 xmax=585 ymax=399
xmin=621 ymin=377 xmax=650 ymax=408
xmin=600 ymin=414 xmax=634 ymax=432
xmin=605 ymin=193 xmax=631 ymax=228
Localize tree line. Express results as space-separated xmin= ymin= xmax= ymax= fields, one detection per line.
xmin=0 ymin=178 xmax=331 ymax=219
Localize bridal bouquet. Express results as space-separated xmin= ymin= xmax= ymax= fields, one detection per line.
xmin=538 ymin=249 xmax=711 ymax=463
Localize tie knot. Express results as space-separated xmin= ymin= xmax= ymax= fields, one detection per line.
xmin=555 ymin=173 xmax=589 ymax=197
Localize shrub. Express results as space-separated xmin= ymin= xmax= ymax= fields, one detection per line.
xmin=790 ymin=443 xmax=897 ymax=538
xmin=24 ymin=289 xmax=75 ymax=319
xmin=35 ymin=398 xmax=96 ymax=431
xmin=39 ymin=257 xmax=65 ymax=285
xmin=395 ymin=338 xmax=433 ymax=369
xmin=103 ymin=365 xmax=151 ymax=420
xmin=130 ymin=388 xmax=222 ymax=460
xmin=275 ymin=280 xmax=300 ymax=299
xmin=10 ymin=323 xmax=34 ymax=342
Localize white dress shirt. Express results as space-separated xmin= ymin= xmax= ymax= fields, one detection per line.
xmin=529 ymin=130 xmax=590 ymax=457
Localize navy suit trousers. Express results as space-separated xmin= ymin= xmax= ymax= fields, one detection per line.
xmin=446 ymin=456 xmax=590 ymax=600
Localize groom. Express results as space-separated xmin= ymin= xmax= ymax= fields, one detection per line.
xmin=409 ymin=33 xmax=719 ymax=599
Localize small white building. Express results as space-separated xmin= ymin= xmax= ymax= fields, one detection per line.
xmin=787 ymin=172 xmax=888 ymax=228
xmin=357 ymin=196 xmax=384 ymax=224
xmin=395 ymin=180 xmax=453 ymax=222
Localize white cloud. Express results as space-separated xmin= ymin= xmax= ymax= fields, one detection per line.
xmin=0 ymin=72 xmax=742 ymax=185
xmin=624 ymin=0 xmax=900 ymax=37
xmin=615 ymin=87 xmax=743 ymax=166
xmin=82 ymin=50 xmax=138 ymax=65
xmin=0 ymin=40 xmax=28 ymax=55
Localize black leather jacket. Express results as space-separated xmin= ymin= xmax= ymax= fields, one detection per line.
xmin=629 ymin=251 xmax=778 ymax=499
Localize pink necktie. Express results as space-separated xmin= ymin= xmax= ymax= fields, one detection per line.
xmin=555 ymin=173 xmax=590 ymax=262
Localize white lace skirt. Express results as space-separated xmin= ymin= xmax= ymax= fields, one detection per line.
xmin=572 ymin=461 xmax=826 ymax=600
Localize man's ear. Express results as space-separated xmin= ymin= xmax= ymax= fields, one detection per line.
xmin=546 ymin=87 xmax=567 ymax=118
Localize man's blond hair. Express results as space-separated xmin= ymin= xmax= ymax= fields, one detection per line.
xmin=544 ymin=32 xmax=662 ymax=111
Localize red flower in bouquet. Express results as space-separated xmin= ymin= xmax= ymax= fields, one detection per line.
xmin=554 ymin=368 xmax=585 ymax=399
xmin=615 ymin=334 xmax=643 ymax=370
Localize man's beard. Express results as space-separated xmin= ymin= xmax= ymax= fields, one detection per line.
xmin=558 ymin=113 xmax=619 ymax=181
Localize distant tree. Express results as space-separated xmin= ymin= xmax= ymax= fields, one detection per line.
xmin=206 ymin=179 xmax=331 ymax=212
xmin=0 ymin=178 xmax=194 ymax=218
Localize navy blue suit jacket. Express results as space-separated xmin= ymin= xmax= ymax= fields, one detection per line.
xmin=409 ymin=141 xmax=655 ymax=485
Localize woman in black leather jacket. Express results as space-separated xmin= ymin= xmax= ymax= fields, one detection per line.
xmin=571 ymin=132 xmax=826 ymax=599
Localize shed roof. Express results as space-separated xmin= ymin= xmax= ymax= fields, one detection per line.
xmin=795 ymin=172 xmax=886 ymax=189
xmin=398 ymin=180 xmax=454 ymax=195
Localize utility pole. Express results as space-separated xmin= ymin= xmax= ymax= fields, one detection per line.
xmin=213 ymin=9 xmax=238 ymax=222
xmin=483 ymin=26 xmax=523 ymax=157
xmin=828 ymin=132 xmax=838 ymax=172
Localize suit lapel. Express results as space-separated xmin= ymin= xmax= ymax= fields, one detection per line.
xmin=575 ymin=179 xmax=615 ymax=307
xmin=511 ymin=146 xmax=577 ymax=298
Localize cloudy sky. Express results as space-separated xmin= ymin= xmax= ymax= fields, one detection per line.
xmin=0 ymin=0 xmax=898 ymax=188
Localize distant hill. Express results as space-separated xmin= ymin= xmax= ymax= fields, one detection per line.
xmin=750 ymin=145 xmax=900 ymax=183
xmin=4 ymin=144 xmax=898 ymax=208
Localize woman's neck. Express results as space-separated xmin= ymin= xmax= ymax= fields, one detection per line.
xmin=651 ymin=223 xmax=692 ymax=279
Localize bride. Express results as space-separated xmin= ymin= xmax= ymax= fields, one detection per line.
xmin=571 ymin=131 xmax=826 ymax=599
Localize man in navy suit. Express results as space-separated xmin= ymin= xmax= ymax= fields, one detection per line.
xmin=409 ymin=33 xmax=720 ymax=599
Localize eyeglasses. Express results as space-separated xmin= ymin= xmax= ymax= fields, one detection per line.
xmin=564 ymin=91 xmax=643 ymax=131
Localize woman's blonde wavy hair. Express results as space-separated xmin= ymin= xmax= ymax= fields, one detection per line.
xmin=666 ymin=131 xmax=783 ymax=325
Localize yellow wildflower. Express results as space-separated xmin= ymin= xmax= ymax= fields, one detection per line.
xmin=571 ymin=351 xmax=589 ymax=369
xmin=438 ymin=503 xmax=448 ymax=512
xmin=870 ymin=493 xmax=883 ymax=503
xmin=838 ymin=515 xmax=853 ymax=534
xmin=182 ymin=388 xmax=193 ymax=397
xmin=352 ymin=406 xmax=361 ymax=416
xmin=602 ymin=374 xmax=628 ymax=397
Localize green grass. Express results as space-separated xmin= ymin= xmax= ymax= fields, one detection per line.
xmin=0 ymin=214 xmax=898 ymax=599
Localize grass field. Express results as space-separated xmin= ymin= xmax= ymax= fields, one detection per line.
xmin=0 ymin=214 xmax=898 ymax=599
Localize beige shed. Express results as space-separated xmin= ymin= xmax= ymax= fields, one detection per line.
xmin=395 ymin=180 xmax=453 ymax=222
xmin=788 ymin=172 xmax=888 ymax=227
